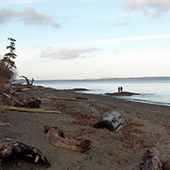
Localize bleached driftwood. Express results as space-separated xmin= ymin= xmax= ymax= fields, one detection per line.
xmin=140 ymin=148 xmax=162 ymax=170
xmin=44 ymin=125 xmax=91 ymax=152
xmin=94 ymin=111 xmax=125 ymax=132
xmin=20 ymin=87 xmax=36 ymax=92
xmin=0 ymin=135 xmax=50 ymax=167
xmin=1 ymin=92 xmax=24 ymax=107
xmin=0 ymin=105 xmax=61 ymax=114
xmin=47 ymin=96 xmax=94 ymax=103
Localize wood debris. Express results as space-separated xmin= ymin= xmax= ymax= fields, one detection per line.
xmin=47 ymin=96 xmax=94 ymax=103
xmin=0 ymin=135 xmax=50 ymax=167
xmin=0 ymin=122 xmax=11 ymax=126
xmin=140 ymin=148 xmax=162 ymax=170
xmin=0 ymin=105 xmax=61 ymax=114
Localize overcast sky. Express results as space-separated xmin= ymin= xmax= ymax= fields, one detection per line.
xmin=0 ymin=0 xmax=170 ymax=80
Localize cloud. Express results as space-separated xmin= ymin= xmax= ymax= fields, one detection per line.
xmin=0 ymin=6 xmax=60 ymax=28
xmin=68 ymin=34 xmax=170 ymax=46
xmin=113 ymin=17 xmax=130 ymax=26
xmin=113 ymin=21 xmax=130 ymax=26
xmin=0 ymin=0 xmax=50 ymax=6
xmin=40 ymin=47 xmax=99 ymax=60
xmin=124 ymin=0 xmax=170 ymax=19
xmin=0 ymin=9 xmax=18 ymax=24
xmin=113 ymin=16 xmax=130 ymax=26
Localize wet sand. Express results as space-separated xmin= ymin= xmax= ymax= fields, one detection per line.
xmin=0 ymin=86 xmax=170 ymax=170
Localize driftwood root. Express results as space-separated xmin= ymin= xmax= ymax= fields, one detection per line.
xmin=0 ymin=135 xmax=50 ymax=167
xmin=44 ymin=125 xmax=91 ymax=152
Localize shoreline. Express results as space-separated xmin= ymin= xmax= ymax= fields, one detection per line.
xmin=77 ymin=89 xmax=170 ymax=107
xmin=33 ymin=78 xmax=170 ymax=108
xmin=1 ymin=85 xmax=170 ymax=170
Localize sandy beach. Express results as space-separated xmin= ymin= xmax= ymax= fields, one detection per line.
xmin=0 ymin=85 xmax=170 ymax=170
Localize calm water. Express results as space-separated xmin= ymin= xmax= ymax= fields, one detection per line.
xmin=34 ymin=79 xmax=170 ymax=106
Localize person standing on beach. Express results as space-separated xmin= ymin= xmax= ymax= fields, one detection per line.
xmin=120 ymin=86 xmax=123 ymax=93
xmin=118 ymin=87 xmax=120 ymax=93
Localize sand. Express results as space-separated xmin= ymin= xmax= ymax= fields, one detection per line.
xmin=0 ymin=86 xmax=170 ymax=170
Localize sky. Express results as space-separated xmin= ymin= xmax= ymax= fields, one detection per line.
xmin=0 ymin=0 xmax=170 ymax=80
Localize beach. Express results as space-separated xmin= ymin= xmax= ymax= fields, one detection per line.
xmin=0 ymin=85 xmax=170 ymax=170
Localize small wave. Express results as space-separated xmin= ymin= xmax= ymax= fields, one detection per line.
xmin=118 ymin=96 xmax=170 ymax=106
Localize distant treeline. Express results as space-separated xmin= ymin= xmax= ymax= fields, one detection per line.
xmin=15 ymin=76 xmax=170 ymax=82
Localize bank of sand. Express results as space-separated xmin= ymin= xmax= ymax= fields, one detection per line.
xmin=0 ymin=86 xmax=170 ymax=170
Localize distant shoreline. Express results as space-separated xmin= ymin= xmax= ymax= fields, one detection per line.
xmin=14 ymin=76 xmax=170 ymax=82
xmin=13 ymin=78 xmax=170 ymax=107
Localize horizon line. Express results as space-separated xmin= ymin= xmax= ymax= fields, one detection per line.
xmin=15 ymin=76 xmax=170 ymax=81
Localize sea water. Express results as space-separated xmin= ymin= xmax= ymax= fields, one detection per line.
xmin=34 ymin=78 xmax=170 ymax=106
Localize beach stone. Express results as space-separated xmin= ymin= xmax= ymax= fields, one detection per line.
xmin=163 ymin=160 xmax=170 ymax=170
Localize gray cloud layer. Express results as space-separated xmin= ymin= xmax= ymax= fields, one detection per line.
xmin=125 ymin=0 xmax=170 ymax=19
xmin=40 ymin=47 xmax=98 ymax=60
xmin=0 ymin=6 xmax=60 ymax=28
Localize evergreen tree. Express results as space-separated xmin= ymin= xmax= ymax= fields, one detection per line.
xmin=0 ymin=38 xmax=17 ymax=79
xmin=1 ymin=38 xmax=17 ymax=69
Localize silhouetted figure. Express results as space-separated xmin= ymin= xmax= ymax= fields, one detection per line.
xmin=120 ymin=86 xmax=123 ymax=93
xmin=118 ymin=87 xmax=120 ymax=93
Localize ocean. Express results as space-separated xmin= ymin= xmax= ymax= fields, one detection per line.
xmin=33 ymin=78 xmax=170 ymax=106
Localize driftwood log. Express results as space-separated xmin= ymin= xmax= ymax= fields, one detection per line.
xmin=1 ymin=92 xmax=41 ymax=108
xmin=0 ymin=135 xmax=50 ymax=167
xmin=47 ymin=96 xmax=94 ymax=103
xmin=1 ymin=92 xmax=24 ymax=107
xmin=140 ymin=148 xmax=162 ymax=170
xmin=44 ymin=125 xmax=91 ymax=152
xmin=94 ymin=111 xmax=125 ymax=132
xmin=0 ymin=105 xmax=61 ymax=114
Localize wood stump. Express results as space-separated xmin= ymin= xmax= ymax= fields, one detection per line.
xmin=94 ymin=111 xmax=125 ymax=132
xmin=140 ymin=148 xmax=162 ymax=170
xmin=0 ymin=135 xmax=50 ymax=167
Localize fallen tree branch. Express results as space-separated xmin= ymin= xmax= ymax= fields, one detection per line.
xmin=20 ymin=75 xmax=30 ymax=86
xmin=19 ymin=75 xmax=34 ymax=86
xmin=0 ymin=105 xmax=61 ymax=114
xmin=47 ymin=96 xmax=94 ymax=103
xmin=31 ymin=77 xmax=34 ymax=85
